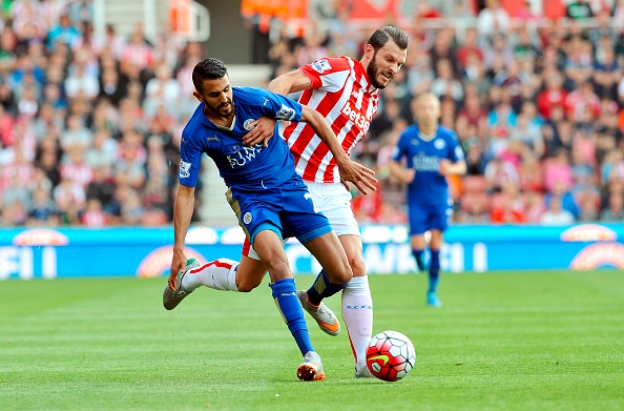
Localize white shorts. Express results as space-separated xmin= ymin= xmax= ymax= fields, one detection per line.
xmin=304 ymin=182 xmax=360 ymax=237
xmin=243 ymin=182 xmax=359 ymax=261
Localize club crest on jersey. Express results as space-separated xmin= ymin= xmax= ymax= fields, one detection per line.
xmin=311 ymin=59 xmax=332 ymax=73
xmin=243 ymin=212 xmax=252 ymax=224
xmin=243 ymin=119 xmax=256 ymax=130
xmin=179 ymin=159 xmax=191 ymax=178
xmin=275 ymin=104 xmax=296 ymax=120
xmin=341 ymin=101 xmax=371 ymax=133
xmin=434 ymin=139 xmax=446 ymax=150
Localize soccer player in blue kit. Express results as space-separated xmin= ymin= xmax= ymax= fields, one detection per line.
xmin=389 ymin=93 xmax=466 ymax=307
xmin=165 ymin=58 xmax=376 ymax=381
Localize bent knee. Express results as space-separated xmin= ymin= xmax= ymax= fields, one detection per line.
xmin=347 ymin=252 xmax=366 ymax=277
xmin=331 ymin=261 xmax=353 ymax=285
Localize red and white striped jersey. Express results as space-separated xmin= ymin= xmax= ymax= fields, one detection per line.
xmin=283 ymin=56 xmax=379 ymax=183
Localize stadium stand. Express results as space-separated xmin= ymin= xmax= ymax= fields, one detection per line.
xmin=0 ymin=0 xmax=623 ymax=227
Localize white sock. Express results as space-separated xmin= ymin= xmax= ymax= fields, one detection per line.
xmin=341 ymin=276 xmax=373 ymax=368
xmin=181 ymin=258 xmax=239 ymax=292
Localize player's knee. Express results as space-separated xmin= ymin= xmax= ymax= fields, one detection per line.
xmin=265 ymin=259 xmax=292 ymax=282
xmin=235 ymin=277 xmax=261 ymax=293
xmin=348 ymin=253 xmax=367 ymax=277
xmin=328 ymin=260 xmax=352 ymax=285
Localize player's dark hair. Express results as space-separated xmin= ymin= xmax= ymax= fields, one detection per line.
xmin=367 ymin=25 xmax=409 ymax=51
xmin=192 ymin=58 xmax=228 ymax=92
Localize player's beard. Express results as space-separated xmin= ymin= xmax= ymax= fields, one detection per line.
xmin=206 ymin=98 xmax=235 ymax=119
xmin=367 ymin=50 xmax=395 ymax=90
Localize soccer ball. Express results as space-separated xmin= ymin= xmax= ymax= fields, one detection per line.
xmin=366 ymin=330 xmax=416 ymax=382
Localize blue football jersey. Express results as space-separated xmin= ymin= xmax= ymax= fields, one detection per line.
xmin=178 ymin=86 xmax=303 ymax=190
xmin=392 ymin=125 xmax=464 ymax=206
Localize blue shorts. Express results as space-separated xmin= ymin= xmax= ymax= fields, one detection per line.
xmin=227 ymin=177 xmax=332 ymax=245
xmin=408 ymin=202 xmax=452 ymax=235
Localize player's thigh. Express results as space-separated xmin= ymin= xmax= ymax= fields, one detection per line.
xmin=226 ymin=188 xmax=283 ymax=245
xmin=408 ymin=205 xmax=431 ymax=236
xmin=303 ymin=231 xmax=352 ymax=285
xmin=338 ymin=234 xmax=366 ymax=277
xmin=410 ymin=234 xmax=427 ymax=250
xmin=280 ymin=181 xmax=337 ymax=241
xmin=428 ymin=204 xmax=451 ymax=234
xmin=305 ymin=182 xmax=360 ymax=236
xmin=236 ymin=254 xmax=268 ymax=292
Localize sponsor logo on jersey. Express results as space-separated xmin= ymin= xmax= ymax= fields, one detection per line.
xmin=434 ymin=138 xmax=446 ymax=150
xmin=179 ymin=159 xmax=191 ymax=178
xmin=413 ymin=152 xmax=439 ymax=172
xmin=341 ymin=101 xmax=371 ymax=133
xmin=227 ymin=145 xmax=264 ymax=168
xmin=243 ymin=119 xmax=256 ymax=130
xmin=243 ymin=212 xmax=253 ymax=224
xmin=275 ymin=104 xmax=296 ymax=120
xmin=311 ymin=59 xmax=332 ymax=73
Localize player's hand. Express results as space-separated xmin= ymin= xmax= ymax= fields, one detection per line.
xmin=438 ymin=159 xmax=450 ymax=176
xmin=338 ymin=160 xmax=377 ymax=195
xmin=169 ymin=248 xmax=187 ymax=290
xmin=401 ymin=168 xmax=416 ymax=184
xmin=242 ymin=117 xmax=276 ymax=147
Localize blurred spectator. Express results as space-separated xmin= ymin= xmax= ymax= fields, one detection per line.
xmin=490 ymin=182 xmax=525 ymax=223
xmin=477 ymin=0 xmax=509 ymax=40
xmin=81 ymin=197 xmax=108 ymax=227
xmin=566 ymin=0 xmax=594 ymax=19
xmin=540 ymin=195 xmax=575 ymax=225
xmin=28 ymin=187 xmax=56 ymax=225
xmin=47 ymin=14 xmax=81 ymax=51
xmin=544 ymin=149 xmax=574 ymax=192
xmin=431 ymin=58 xmax=463 ymax=103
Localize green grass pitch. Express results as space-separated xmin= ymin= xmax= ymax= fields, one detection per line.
xmin=1 ymin=271 xmax=623 ymax=411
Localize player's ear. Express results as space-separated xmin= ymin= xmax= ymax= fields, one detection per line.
xmin=193 ymin=91 xmax=203 ymax=103
xmin=364 ymin=43 xmax=375 ymax=60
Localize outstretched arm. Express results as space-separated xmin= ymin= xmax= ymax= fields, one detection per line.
xmin=268 ymin=69 xmax=312 ymax=95
xmin=438 ymin=159 xmax=467 ymax=176
xmin=169 ymin=184 xmax=195 ymax=289
xmin=300 ymin=105 xmax=376 ymax=194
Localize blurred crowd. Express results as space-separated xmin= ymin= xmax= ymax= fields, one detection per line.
xmin=0 ymin=0 xmax=205 ymax=227
xmin=261 ymin=0 xmax=624 ymax=225
xmin=2 ymin=0 xmax=624 ymax=227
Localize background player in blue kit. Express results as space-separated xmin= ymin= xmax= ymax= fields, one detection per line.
xmin=389 ymin=93 xmax=467 ymax=307
xmin=165 ymin=58 xmax=376 ymax=381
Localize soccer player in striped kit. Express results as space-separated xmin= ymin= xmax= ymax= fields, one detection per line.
xmin=242 ymin=26 xmax=409 ymax=377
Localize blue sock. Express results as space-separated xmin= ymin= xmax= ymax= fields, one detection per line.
xmin=270 ymin=278 xmax=313 ymax=356
xmin=428 ymin=250 xmax=440 ymax=293
xmin=412 ymin=248 xmax=425 ymax=271
xmin=306 ymin=269 xmax=348 ymax=307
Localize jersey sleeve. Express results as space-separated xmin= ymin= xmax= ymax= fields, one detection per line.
xmin=391 ymin=131 xmax=409 ymax=163
xmin=448 ymin=131 xmax=465 ymax=163
xmin=178 ymin=127 xmax=202 ymax=188
xmin=300 ymin=57 xmax=351 ymax=92
xmin=255 ymin=88 xmax=303 ymax=122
